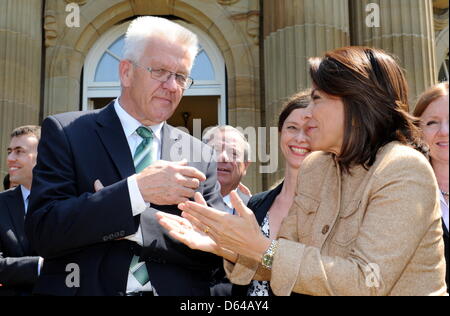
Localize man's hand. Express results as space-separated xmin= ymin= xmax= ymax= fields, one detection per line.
xmin=136 ymin=160 xmax=206 ymax=205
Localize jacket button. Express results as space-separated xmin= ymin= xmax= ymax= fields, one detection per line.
xmin=322 ymin=225 xmax=330 ymax=235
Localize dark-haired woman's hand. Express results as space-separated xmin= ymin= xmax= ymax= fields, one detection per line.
xmin=178 ymin=191 xmax=271 ymax=263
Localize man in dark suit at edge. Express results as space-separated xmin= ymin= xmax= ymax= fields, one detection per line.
xmin=25 ymin=16 xmax=225 ymax=296
xmin=0 ymin=126 xmax=43 ymax=295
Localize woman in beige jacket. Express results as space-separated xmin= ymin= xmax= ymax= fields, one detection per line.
xmin=157 ymin=47 xmax=447 ymax=296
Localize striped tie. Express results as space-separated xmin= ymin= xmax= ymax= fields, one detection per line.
xmin=129 ymin=126 xmax=153 ymax=286
xmin=134 ymin=126 xmax=154 ymax=173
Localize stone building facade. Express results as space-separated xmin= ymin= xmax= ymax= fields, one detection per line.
xmin=0 ymin=0 xmax=448 ymax=192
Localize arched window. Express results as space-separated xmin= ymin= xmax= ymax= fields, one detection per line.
xmin=83 ymin=20 xmax=227 ymax=126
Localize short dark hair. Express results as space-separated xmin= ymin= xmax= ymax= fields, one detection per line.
xmin=278 ymin=90 xmax=311 ymax=132
xmin=10 ymin=125 xmax=41 ymax=140
xmin=309 ymin=46 xmax=425 ymax=172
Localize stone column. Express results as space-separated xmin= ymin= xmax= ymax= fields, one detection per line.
xmin=43 ymin=0 xmax=89 ymax=117
xmin=263 ymin=0 xmax=350 ymax=186
xmin=350 ymin=0 xmax=437 ymax=108
xmin=433 ymin=0 xmax=449 ymax=81
xmin=0 ymin=0 xmax=42 ymax=179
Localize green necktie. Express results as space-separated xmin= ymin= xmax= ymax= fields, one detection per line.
xmin=134 ymin=126 xmax=154 ymax=173
xmin=129 ymin=126 xmax=154 ymax=287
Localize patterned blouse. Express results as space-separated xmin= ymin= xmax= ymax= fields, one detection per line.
xmin=247 ymin=212 xmax=271 ymax=296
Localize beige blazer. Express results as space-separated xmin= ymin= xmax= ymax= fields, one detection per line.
xmin=225 ymin=142 xmax=447 ymax=296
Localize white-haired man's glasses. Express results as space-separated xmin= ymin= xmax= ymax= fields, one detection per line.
xmin=131 ymin=61 xmax=194 ymax=90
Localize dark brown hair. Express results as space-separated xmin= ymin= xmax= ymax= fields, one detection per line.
xmin=10 ymin=125 xmax=41 ymax=140
xmin=278 ymin=89 xmax=311 ymax=132
xmin=309 ymin=46 xmax=425 ymax=171
xmin=413 ymin=82 xmax=449 ymax=117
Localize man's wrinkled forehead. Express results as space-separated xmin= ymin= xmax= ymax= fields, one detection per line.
xmin=209 ymin=131 xmax=244 ymax=149
xmin=142 ymin=37 xmax=194 ymax=73
xmin=208 ymin=134 xmax=247 ymax=163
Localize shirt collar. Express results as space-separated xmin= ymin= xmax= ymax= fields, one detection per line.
xmin=440 ymin=191 xmax=448 ymax=205
xmin=20 ymin=185 xmax=30 ymax=203
xmin=223 ymin=189 xmax=238 ymax=209
xmin=114 ymin=98 xmax=164 ymax=141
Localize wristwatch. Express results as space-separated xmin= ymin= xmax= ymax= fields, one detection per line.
xmin=261 ymin=239 xmax=278 ymax=270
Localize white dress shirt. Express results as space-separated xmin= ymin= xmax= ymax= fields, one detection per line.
xmin=222 ymin=190 xmax=236 ymax=215
xmin=222 ymin=189 xmax=250 ymax=215
xmin=20 ymin=185 xmax=30 ymax=213
xmin=440 ymin=192 xmax=449 ymax=232
xmin=114 ymin=98 xmax=164 ymax=293
xmin=21 ymin=185 xmax=44 ymax=275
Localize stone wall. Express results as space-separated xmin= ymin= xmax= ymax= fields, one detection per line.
xmin=0 ymin=0 xmax=42 ymax=181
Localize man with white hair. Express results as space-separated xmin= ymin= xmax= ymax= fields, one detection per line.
xmin=203 ymin=126 xmax=252 ymax=213
xmin=25 ymin=16 xmax=225 ymax=296
xmin=203 ymin=126 xmax=251 ymax=296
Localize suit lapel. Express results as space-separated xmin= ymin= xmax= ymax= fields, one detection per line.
xmin=255 ymin=183 xmax=283 ymax=226
xmin=161 ymin=124 xmax=182 ymax=161
xmin=95 ymin=102 xmax=135 ymax=179
xmin=5 ymin=187 xmax=27 ymax=254
xmin=141 ymin=124 xmax=182 ymax=248
xmin=237 ymin=189 xmax=251 ymax=206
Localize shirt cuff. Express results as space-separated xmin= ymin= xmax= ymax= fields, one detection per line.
xmin=38 ymin=257 xmax=44 ymax=276
xmin=127 ymin=174 xmax=150 ymax=216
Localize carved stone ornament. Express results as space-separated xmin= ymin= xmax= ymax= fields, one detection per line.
xmin=434 ymin=11 xmax=449 ymax=33
xmin=64 ymin=0 xmax=87 ymax=5
xmin=44 ymin=13 xmax=58 ymax=47
xmin=231 ymin=10 xmax=260 ymax=45
xmin=217 ymin=0 xmax=240 ymax=5
xmin=433 ymin=0 xmax=449 ymax=10
xmin=433 ymin=0 xmax=449 ymax=33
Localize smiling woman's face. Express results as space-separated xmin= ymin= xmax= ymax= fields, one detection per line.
xmin=305 ymin=88 xmax=346 ymax=155
xmin=420 ymin=95 xmax=449 ymax=165
xmin=280 ymin=108 xmax=312 ymax=169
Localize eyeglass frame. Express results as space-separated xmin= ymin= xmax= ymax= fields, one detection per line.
xmin=130 ymin=60 xmax=194 ymax=90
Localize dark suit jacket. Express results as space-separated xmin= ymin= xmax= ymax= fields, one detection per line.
xmin=0 ymin=186 xmax=39 ymax=296
xmin=443 ymin=221 xmax=449 ymax=292
xmin=25 ymin=102 xmax=225 ymax=296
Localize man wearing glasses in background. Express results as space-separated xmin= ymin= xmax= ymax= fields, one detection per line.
xmin=25 ymin=16 xmax=225 ymax=296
